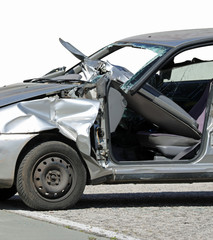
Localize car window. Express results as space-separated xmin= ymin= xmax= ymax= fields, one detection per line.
xmin=161 ymin=60 xmax=213 ymax=82
xmin=174 ymin=45 xmax=213 ymax=63
xmin=120 ymin=44 xmax=171 ymax=93
xmin=148 ymin=45 xmax=213 ymax=112
xmin=76 ymin=44 xmax=159 ymax=81
xmin=102 ymin=46 xmax=157 ymax=75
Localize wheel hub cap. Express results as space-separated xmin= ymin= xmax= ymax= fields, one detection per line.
xmin=46 ymin=170 xmax=61 ymax=185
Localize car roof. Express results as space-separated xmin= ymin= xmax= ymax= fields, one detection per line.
xmin=118 ymin=28 xmax=213 ymax=48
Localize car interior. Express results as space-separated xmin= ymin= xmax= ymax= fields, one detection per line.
xmin=110 ymin=47 xmax=213 ymax=162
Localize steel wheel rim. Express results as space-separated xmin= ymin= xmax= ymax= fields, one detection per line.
xmin=33 ymin=155 xmax=76 ymax=201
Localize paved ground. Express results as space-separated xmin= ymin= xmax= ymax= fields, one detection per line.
xmin=0 ymin=211 xmax=108 ymax=240
xmin=1 ymin=183 xmax=213 ymax=239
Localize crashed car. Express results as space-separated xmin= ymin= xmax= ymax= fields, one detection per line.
xmin=1 ymin=29 xmax=213 ymax=210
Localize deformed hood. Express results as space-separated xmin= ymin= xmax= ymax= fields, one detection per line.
xmin=0 ymin=83 xmax=74 ymax=107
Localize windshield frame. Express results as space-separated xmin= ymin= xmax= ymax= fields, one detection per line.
xmin=66 ymin=42 xmax=171 ymax=91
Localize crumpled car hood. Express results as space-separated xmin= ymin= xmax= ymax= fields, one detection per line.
xmin=0 ymin=84 xmax=100 ymax=155
xmin=0 ymin=83 xmax=74 ymax=107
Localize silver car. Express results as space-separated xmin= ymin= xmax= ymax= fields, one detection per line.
xmin=1 ymin=29 xmax=213 ymax=210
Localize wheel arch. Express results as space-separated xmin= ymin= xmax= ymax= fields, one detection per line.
xmin=14 ymin=130 xmax=91 ymax=185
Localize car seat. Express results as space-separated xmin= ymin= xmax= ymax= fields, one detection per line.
xmin=125 ymin=82 xmax=210 ymax=159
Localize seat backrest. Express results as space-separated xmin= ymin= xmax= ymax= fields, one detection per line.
xmin=125 ymin=83 xmax=201 ymax=140
xmin=189 ymin=82 xmax=211 ymax=132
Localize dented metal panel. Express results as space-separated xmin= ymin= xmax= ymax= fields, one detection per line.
xmin=0 ymin=96 xmax=100 ymax=155
xmin=0 ymin=83 xmax=74 ymax=107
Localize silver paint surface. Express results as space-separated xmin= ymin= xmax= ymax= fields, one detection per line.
xmin=0 ymin=96 xmax=100 ymax=155
xmin=0 ymin=134 xmax=37 ymax=187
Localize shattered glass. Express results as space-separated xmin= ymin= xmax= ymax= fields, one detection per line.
xmin=161 ymin=61 xmax=213 ymax=82
xmin=120 ymin=43 xmax=171 ymax=92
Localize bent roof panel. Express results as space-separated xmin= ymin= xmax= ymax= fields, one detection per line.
xmin=118 ymin=28 xmax=213 ymax=47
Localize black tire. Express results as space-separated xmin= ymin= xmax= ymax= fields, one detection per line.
xmin=0 ymin=185 xmax=17 ymax=201
xmin=16 ymin=141 xmax=86 ymax=210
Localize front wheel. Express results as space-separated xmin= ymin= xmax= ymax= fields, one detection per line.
xmin=16 ymin=141 xmax=87 ymax=210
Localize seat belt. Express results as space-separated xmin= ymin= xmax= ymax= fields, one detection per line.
xmin=172 ymin=141 xmax=201 ymax=161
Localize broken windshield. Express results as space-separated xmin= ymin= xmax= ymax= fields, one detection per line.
xmin=102 ymin=43 xmax=157 ymax=75
xmin=65 ymin=41 xmax=171 ymax=90
xmin=117 ymin=43 xmax=171 ymax=92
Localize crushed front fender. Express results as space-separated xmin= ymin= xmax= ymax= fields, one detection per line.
xmin=0 ymin=96 xmax=100 ymax=155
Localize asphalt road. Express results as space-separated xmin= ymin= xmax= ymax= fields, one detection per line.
xmin=1 ymin=183 xmax=213 ymax=240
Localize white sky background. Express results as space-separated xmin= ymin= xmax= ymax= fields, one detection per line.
xmin=0 ymin=0 xmax=212 ymax=86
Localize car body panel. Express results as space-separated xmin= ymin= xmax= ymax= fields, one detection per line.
xmin=0 ymin=133 xmax=37 ymax=187
xmin=0 ymin=96 xmax=100 ymax=155
xmin=0 ymin=83 xmax=76 ymax=107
